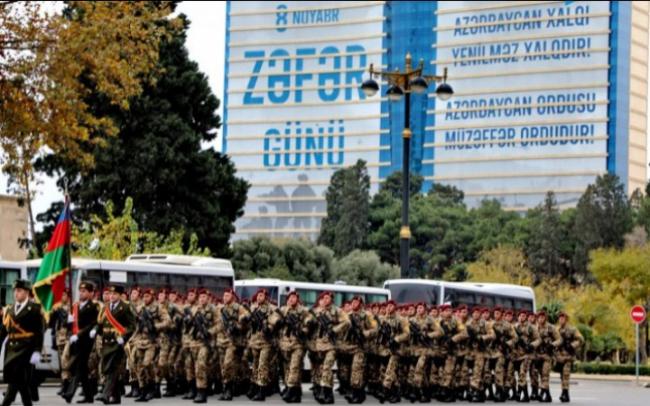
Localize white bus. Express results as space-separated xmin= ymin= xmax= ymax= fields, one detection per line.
xmin=383 ymin=279 xmax=536 ymax=312
xmin=235 ymin=278 xmax=390 ymax=308
xmin=2 ymin=254 xmax=234 ymax=375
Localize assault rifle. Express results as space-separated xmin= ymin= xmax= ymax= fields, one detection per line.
xmin=139 ymin=308 xmax=157 ymax=341
xmin=309 ymin=309 xmax=337 ymax=344
xmin=347 ymin=315 xmax=365 ymax=346
xmin=284 ymin=311 xmax=307 ymax=342
xmin=169 ymin=306 xmax=183 ymax=342
xmin=193 ymin=311 xmax=211 ymax=344
xmin=182 ymin=307 xmax=193 ymax=334
xmin=221 ymin=307 xmax=239 ymax=337
xmin=49 ymin=306 xmax=68 ymax=347
xmin=377 ymin=321 xmax=399 ymax=352
xmin=409 ymin=321 xmax=433 ymax=348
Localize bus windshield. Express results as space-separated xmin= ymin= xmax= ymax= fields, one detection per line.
xmin=386 ymin=282 xmax=440 ymax=305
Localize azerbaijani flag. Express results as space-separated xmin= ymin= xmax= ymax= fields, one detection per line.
xmin=32 ymin=197 xmax=71 ymax=313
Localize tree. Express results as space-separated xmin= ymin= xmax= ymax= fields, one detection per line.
xmin=1 ymin=2 xmax=179 ymax=250
xmin=73 ymin=197 xmax=210 ymax=260
xmin=332 ymin=250 xmax=399 ymax=287
xmin=525 ymin=192 xmax=575 ymax=281
xmin=36 ymin=17 xmax=248 ymax=257
xmin=572 ymin=174 xmax=633 ymax=276
xmin=318 ymin=160 xmax=370 ymax=256
xmin=464 ymin=246 xmax=534 ymax=286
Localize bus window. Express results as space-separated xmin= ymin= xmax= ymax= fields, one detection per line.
xmin=476 ymin=294 xmax=494 ymax=307
xmin=515 ymin=299 xmax=534 ymax=311
xmin=333 ymin=292 xmax=344 ymax=307
xmin=235 ymin=285 xmax=278 ymax=302
xmin=443 ymin=288 xmax=475 ymax=307
xmin=27 ymin=267 xmax=39 ymax=283
xmin=387 ymin=283 xmax=440 ymax=305
xmin=82 ymin=269 xmax=106 ymax=293
xmin=366 ymin=293 xmax=388 ymax=304
xmin=0 ymin=267 xmax=20 ymax=307
xmin=495 ymin=296 xmax=515 ymax=309
xmin=296 ymin=289 xmax=320 ymax=308
xmin=169 ymin=274 xmax=202 ymax=294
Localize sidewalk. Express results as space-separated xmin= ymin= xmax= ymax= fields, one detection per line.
xmin=551 ymin=372 xmax=650 ymax=384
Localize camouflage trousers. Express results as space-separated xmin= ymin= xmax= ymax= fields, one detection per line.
xmin=218 ymin=345 xmax=241 ymax=384
xmin=410 ymin=353 xmax=429 ymax=388
xmin=441 ymin=355 xmax=457 ymax=388
xmin=511 ymin=357 xmax=531 ymax=388
xmin=483 ymin=357 xmax=496 ymax=388
xmin=308 ymin=351 xmax=322 ymax=386
xmin=250 ymin=346 xmax=273 ymax=387
xmin=185 ymin=345 xmax=209 ymax=389
xmin=381 ymin=354 xmax=400 ymax=389
xmin=127 ymin=343 xmax=138 ymax=383
xmin=529 ymin=357 xmax=540 ymax=388
xmin=336 ymin=352 xmax=352 ymax=387
xmin=555 ymin=355 xmax=574 ymax=390
xmin=429 ymin=356 xmax=444 ymax=387
xmin=317 ymin=350 xmax=337 ymax=389
xmin=457 ymin=355 xmax=470 ymax=388
xmin=155 ymin=339 xmax=170 ymax=384
xmin=365 ymin=354 xmax=382 ymax=387
xmin=182 ymin=345 xmax=195 ymax=382
xmin=59 ymin=343 xmax=72 ymax=381
xmin=493 ymin=354 xmax=508 ymax=387
xmin=469 ymin=353 xmax=486 ymax=390
xmin=536 ymin=356 xmax=553 ymax=390
xmin=281 ymin=348 xmax=304 ymax=388
xmin=159 ymin=342 xmax=180 ymax=383
xmin=134 ymin=345 xmax=157 ymax=387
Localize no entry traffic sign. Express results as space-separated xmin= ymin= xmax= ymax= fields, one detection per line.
xmin=630 ymin=305 xmax=646 ymax=324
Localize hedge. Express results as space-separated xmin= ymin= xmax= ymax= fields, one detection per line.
xmin=574 ymin=362 xmax=650 ymax=376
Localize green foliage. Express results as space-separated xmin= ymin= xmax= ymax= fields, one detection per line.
xmin=36 ymin=17 xmax=248 ymax=257
xmin=575 ymin=362 xmax=650 ymax=376
xmin=590 ymin=245 xmax=650 ymax=306
xmin=332 ymin=250 xmax=399 ymax=287
xmin=464 ymin=246 xmax=534 ymax=286
xmin=73 ymin=197 xmax=209 ymax=260
xmin=318 ymin=160 xmax=370 ymax=256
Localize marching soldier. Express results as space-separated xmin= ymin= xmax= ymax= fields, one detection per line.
xmin=0 ymin=279 xmax=45 ymax=406
xmin=454 ymin=305 xmax=471 ymax=401
xmin=62 ymin=281 xmax=100 ymax=404
xmin=408 ymin=302 xmax=439 ymax=403
xmin=132 ymin=288 xmax=171 ymax=402
xmin=437 ymin=303 xmax=468 ymax=403
xmin=188 ymin=288 xmax=218 ymax=403
xmin=216 ymin=288 xmax=249 ymax=401
xmin=465 ymin=307 xmax=495 ymax=402
xmin=556 ymin=312 xmax=584 ymax=403
xmin=343 ymin=296 xmax=377 ymax=404
xmin=125 ymin=287 xmax=143 ymax=399
xmin=510 ymin=310 xmax=541 ymax=402
xmin=161 ymin=290 xmax=184 ymax=397
xmin=181 ymin=288 xmax=199 ymax=400
xmin=278 ymin=291 xmax=312 ymax=403
xmin=312 ymin=291 xmax=350 ymax=404
xmin=536 ymin=311 xmax=562 ymax=403
xmin=90 ymin=285 xmax=136 ymax=405
xmin=51 ymin=289 xmax=72 ymax=397
xmin=527 ymin=311 xmax=542 ymax=401
xmin=376 ymin=300 xmax=409 ymax=403
xmin=488 ymin=307 xmax=517 ymax=402
xmin=247 ymin=289 xmax=281 ymax=401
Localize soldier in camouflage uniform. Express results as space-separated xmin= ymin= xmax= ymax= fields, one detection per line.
xmin=186 ymin=288 xmax=217 ymax=403
xmin=556 ymin=311 xmax=583 ymax=403
xmin=335 ymin=302 xmax=354 ymax=399
xmin=465 ymin=307 xmax=495 ymax=402
xmin=490 ymin=307 xmax=517 ymax=402
xmin=181 ymin=288 xmax=198 ymax=400
xmin=408 ymin=302 xmax=440 ymax=403
xmin=510 ymin=310 xmax=540 ymax=402
xmin=216 ymin=288 xmax=249 ymax=401
xmin=161 ymin=290 xmax=183 ymax=397
xmin=125 ymin=287 xmax=143 ymax=399
xmin=375 ymin=300 xmax=409 ymax=403
xmin=51 ymin=290 xmax=72 ymax=396
xmin=342 ymin=296 xmax=377 ymax=404
xmin=365 ymin=303 xmax=382 ymax=399
xmin=437 ymin=304 xmax=469 ymax=403
xmin=277 ymin=291 xmax=311 ymax=403
xmin=454 ymin=305 xmax=471 ymax=401
xmin=311 ymin=291 xmax=350 ymax=404
xmin=132 ymin=288 xmax=171 ymax=402
xmin=536 ymin=310 xmax=562 ymax=403
xmin=527 ymin=311 xmax=541 ymax=401
xmin=246 ymin=288 xmax=281 ymax=401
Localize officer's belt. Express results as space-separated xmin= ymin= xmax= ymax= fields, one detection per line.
xmin=3 ymin=312 xmax=34 ymax=339
xmin=9 ymin=332 xmax=34 ymax=339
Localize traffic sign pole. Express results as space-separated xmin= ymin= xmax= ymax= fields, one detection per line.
xmin=636 ymin=322 xmax=640 ymax=386
xmin=630 ymin=305 xmax=646 ymax=386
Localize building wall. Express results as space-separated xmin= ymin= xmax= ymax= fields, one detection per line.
xmin=224 ymin=1 xmax=649 ymax=240
xmin=0 ymin=195 xmax=28 ymax=261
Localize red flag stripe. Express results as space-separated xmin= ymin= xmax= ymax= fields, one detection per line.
xmin=45 ymin=220 xmax=71 ymax=253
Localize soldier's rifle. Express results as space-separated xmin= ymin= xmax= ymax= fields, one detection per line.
xmin=221 ymin=307 xmax=239 ymax=337
xmin=139 ymin=308 xmax=157 ymax=341
xmin=193 ymin=311 xmax=212 ymax=345
xmin=347 ymin=315 xmax=365 ymax=346
xmin=309 ymin=309 xmax=337 ymax=344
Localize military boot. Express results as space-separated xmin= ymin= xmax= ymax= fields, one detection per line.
xmin=219 ymin=382 xmax=233 ymax=401
xmin=125 ymin=382 xmax=139 ymax=398
xmin=182 ymin=380 xmax=196 ymax=400
xmin=518 ymin=386 xmax=530 ymax=403
xmin=540 ymin=389 xmax=552 ymax=403
xmin=144 ymin=384 xmax=156 ymax=401
xmin=469 ymin=388 xmax=484 ymax=403
xmin=530 ymin=386 xmax=539 ymax=401
xmin=321 ymin=386 xmax=334 ymax=404
xmin=193 ymin=389 xmax=207 ymax=404
xmin=58 ymin=379 xmax=70 ymax=396
xmin=486 ymin=384 xmax=495 ymax=401
xmin=560 ymin=389 xmax=570 ymax=403
xmin=213 ymin=380 xmax=223 ymax=395
xmin=494 ymin=386 xmax=505 ymax=403
xmin=285 ymin=386 xmax=302 ymax=404
xmin=134 ymin=384 xmax=149 ymax=402
xmin=508 ymin=387 xmax=518 ymax=401
xmin=387 ymin=385 xmax=401 ymax=404
xmin=252 ymin=384 xmax=266 ymax=401
xmin=314 ymin=385 xmax=324 ymax=403
xmin=247 ymin=384 xmax=258 ymax=400
xmin=153 ymin=384 xmax=161 ymax=399
xmin=163 ymin=379 xmax=176 ymax=397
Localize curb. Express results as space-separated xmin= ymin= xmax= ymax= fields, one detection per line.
xmin=552 ymin=372 xmax=650 ymax=383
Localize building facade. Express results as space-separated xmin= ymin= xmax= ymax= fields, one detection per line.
xmin=223 ymin=1 xmax=649 ymax=240
xmin=0 ymin=195 xmax=28 ymax=261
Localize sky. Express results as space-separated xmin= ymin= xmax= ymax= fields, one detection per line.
xmin=1 ymin=1 xmax=649 ymax=229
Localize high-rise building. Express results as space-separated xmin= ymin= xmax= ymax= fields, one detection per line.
xmin=224 ymin=1 xmax=649 ymax=240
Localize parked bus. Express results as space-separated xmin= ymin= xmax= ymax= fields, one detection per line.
xmin=235 ymin=278 xmax=390 ymax=308
xmin=383 ymin=279 xmax=536 ymax=312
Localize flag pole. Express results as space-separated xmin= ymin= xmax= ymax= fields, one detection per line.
xmin=64 ymin=180 xmax=73 ymax=300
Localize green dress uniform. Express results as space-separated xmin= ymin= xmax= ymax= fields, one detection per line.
xmin=0 ymin=281 xmax=45 ymax=406
xmin=96 ymin=293 xmax=136 ymax=404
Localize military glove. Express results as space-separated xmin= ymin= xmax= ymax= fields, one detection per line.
xmin=70 ymin=335 xmax=78 ymax=344
xmin=30 ymin=352 xmax=41 ymax=365
xmin=67 ymin=314 xmax=75 ymax=323
xmin=116 ymin=336 xmax=125 ymax=346
xmin=89 ymin=328 xmax=97 ymax=339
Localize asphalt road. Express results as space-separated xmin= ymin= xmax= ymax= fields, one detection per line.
xmin=2 ymin=379 xmax=648 ymax=405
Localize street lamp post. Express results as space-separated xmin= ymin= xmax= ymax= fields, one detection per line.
xmin=361 ymin=53 xmax=453 ymax=278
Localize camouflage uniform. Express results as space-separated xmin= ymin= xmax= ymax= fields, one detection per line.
xmin=125 ymin=299 xmax=143 ymax=397
xmin=180 ymin=300 xmax=198 ymax=399
xmin=247 ymin=300 xmax=281 ymax=400
xmin=312 ymin=303 xmax=350 ymax=404
xmin=376 ymin=310 xmax=409 ymax=402
xmin=438 ymin=314 xmax=469 ymax=402
xmin=556 ymin=318 xmax=584 ymax=402
xmin=188 ymin=301 xmax=218 ymax=402
xmin=408 ymin=312 xmax=440 ymax=402
xmin=490 ymin=315 xmax=517 ymax=400
xmin=343 ymin=305 xmax=378 ymax=403
xmin=160 ymin=301 xmax=183 ymax=396
xmin=465 ymin=316 xmax=495 ymax=401
xmin=511 ymin=317 xmax=541 ymax=401
xmin=50 ymin=301 xmax=72 ymax=387
xmin=215 ymin=300 xmax=249 ymax=400
xmin=277 ymin=301 xmax=312 ymax=402
xmin=132 ymin=299 xmax=171 ymax=400
xmin=536 ymin=320 xmax=562 ymax=401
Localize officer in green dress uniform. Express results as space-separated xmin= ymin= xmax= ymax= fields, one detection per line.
xmin=0 ymin=279 xmax=46 ymax=406
xmin=90 ymin=285 xmax=136 ymax=405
